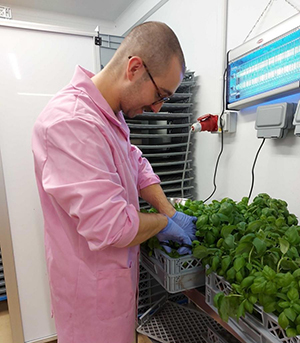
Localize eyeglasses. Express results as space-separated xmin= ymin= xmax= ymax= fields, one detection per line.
xmin=128 ymin=56 xmax=171 ymax=105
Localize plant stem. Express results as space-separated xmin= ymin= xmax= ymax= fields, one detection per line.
xmin=248 ymin=246 xmax=254 ymax=264
xmin=277 ymin=257 xmax=284 ymax=273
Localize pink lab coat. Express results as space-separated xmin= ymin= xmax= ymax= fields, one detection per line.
xmin=32 ymin=66 xmax=160 ymax=343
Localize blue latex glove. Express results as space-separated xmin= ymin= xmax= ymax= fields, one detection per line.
xmin=171 ymin=211 xmax=197 ymax=241
xmin=161 ymin=242 xmax=191 ymax=255
xmin=157 ymin=217 xmax=192 ymax=255
xmin=160 ymin=241 xmax=172 ymax=254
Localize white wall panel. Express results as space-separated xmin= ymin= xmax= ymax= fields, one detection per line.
xmin=225 ymin=0 xmax=300 ymax=217
xmin=123 ymin=0 xmax=300 ymax=217
xmin=0 ymin=23 xmax=96 ymax=342
xmin=2 ymin=4 xmax=116 ymax=34
xmin=227 ymin=0 xmax=298 ymax=50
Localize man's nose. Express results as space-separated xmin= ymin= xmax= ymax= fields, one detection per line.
xmin=150 ymin=102 xmax=163 ymax=113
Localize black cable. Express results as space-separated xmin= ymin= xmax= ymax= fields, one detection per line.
xmin=248 ymin=138 xmax=266 ymax=200
xmin=203 ymin=66 xmax=227 ymax=204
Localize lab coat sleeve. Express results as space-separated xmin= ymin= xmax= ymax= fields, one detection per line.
xmin=42 ymin=117 xmax=139 ymax=251
xmin=129 ymin=144 xmax=161 ymax=194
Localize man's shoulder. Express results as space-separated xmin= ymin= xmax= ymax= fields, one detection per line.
xmin=36 ymin=86 xmax=107 ymax=129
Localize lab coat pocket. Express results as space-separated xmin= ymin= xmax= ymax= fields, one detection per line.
xmin=96 ymin=267 xmax=134 ymax=321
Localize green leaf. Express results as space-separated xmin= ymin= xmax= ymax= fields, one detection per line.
xmin=263 ymin=302 xmax=276 ymax=313
xmin=246 ymin=220 xmax=263 ymax=233
xmin=233 ymin=256 xmax=246 ymax=272
xmin=231 ymin=283 xmax=242 ymax=294
xmin=239 ymin=233 xmax=255 ymax=243
xmin=278 ymin=312 xmax=289 ymax=329
xmin=252 ymin=237 xmax=267 ymax=256
xmin=237 ymin=300 xmax=245 ymax=321
xmin=216 ymin=238 xmax=224 ymax=248
xmin=212 ymin=256 xmax=221 ymax=272
xmin=244 ymin=300 xmax=253 ymax=313
xmin=196 ymin=215 xmax=209 ymax=228
xmin=235 ymin=242 xmax=252 ymax=255
xmin=251 ymin=280 xmax=266 ymax=294
xmin=206 ymin=266 xmax=214 ymax=275
xmin=221 ymin=225 xmax=235 ymax=238
xmin=284 ymin=307 xmax=297 ymax=322
xmin=275 ymin=217 xmax=286 ymax=228
xmin=193 ymin=245 xmax=209 ymax=259
xmin=276 ymin=272 xmax=294 ymax=288
xmin=286 ymin=328 xmax=297 ymax=338
xmin=292 ymin=304 xmax=300 ymax=314
xmin=223 ymin=235 xmax=235 ymax=249
xmin=226 ymin=267 xmax=236 ymax=283
xmin=218 ymin=213 xmax=230 ymax=223
xmin=211 ymin=227 xmax=220 ymax=237
xmin=264 ymin=281 xmax=277 ymax=295
xmin=248 ymin=294 xmax=258 ymax=305
xmin=236 ymin=271 xmax=244 ymax=283
xmin=287 ymin=247 xmax=299 ymax=259
xmin=262 ymin=266 xmax=276 ymax=280
xmin=281 ymin=259 xmax=299 ymax=272
xmin=277 ymin=293 xmax=288 ymax=301
xmin=285 ymin=226 xmax=300 ymax=245
xmin=278 ymin=301 xmax=290 ymax=309
xmin=227 ymin=296 xmax=240 ymax=318
xmin=279 ymin=238 xmax=290 ymax=255
xmin=219 ymin=202 xmax=234 ymax=216
xmin=262 ymin=208 xmax=273 ymax=217
xmin=205 ymin=231 xmax=216 ymax=245
xmin=288 ymin=215 xmax=298 ymax=226
xmin=259 ymin=295 xmax=275 ymax=308
xmin=218 ymin=296 xmax=229 ymax=322
xmin=213 ymin=292 xmax=224 ymax=308
xmin=293 ymin=269 xmax=300 ymax=279
xmin=237 ymin=221 xmax=247 ymax=232
xmin=221 ymin=256 xmax=232 ymax=273
xmin=246 ymin=262 xmax=253 ymax=271
xmin=287 ymin=288 xmax=299 ymax=302
xmin=211 ymin=213 xmax=221 ymax=226
xmin=240 ymin=276 xmax=255 ymax=289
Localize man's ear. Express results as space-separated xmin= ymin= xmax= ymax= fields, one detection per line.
xmin=127 ymin=56 xmax=143 ymax=81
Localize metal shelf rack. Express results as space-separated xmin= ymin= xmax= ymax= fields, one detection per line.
xmin=126 ymin=71 xmax=196 ymax=209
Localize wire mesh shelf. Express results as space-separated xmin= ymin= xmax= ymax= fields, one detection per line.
xmin=137 ymin=299 xmax=228 ymax=343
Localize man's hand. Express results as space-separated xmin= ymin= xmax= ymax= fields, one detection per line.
xmin=171 ymin=211 xmax=197 ymax=241
xmin=156 ymin=217 xmax=192 ymax=255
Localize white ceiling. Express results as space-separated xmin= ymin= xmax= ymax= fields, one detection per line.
xmin=6 ymin=0 xmax=137 ymax=21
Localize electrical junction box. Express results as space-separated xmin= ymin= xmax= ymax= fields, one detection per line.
xmin=218 ymin=111 xmax=238 ymax=133
xmin=255 ymin=103 xmax=295 ymax=139
xmin=293 ymin=101 xmax=300 ymax=137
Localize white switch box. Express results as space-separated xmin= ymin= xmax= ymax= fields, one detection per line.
xmin=219 ymin=111 xmax=238 ymax=133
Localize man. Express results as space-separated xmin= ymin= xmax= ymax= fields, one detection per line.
xmin=32 ymin=21 xmax=196 ymax=343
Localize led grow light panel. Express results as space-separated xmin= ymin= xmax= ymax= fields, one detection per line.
xmin=227 ymin=18 xmax=300 ymax=109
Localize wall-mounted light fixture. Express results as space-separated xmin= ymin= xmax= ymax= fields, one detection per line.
xmin=227 ymin=13 xmax=300 ymax=110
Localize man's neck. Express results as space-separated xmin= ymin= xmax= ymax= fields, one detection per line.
xmin=91 ymin=69 xmax=120 ymax=114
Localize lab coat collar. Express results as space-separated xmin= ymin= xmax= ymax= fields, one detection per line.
xmin=71 ymin=65 xmax=125 ymax=130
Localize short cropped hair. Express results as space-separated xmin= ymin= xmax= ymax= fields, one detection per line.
xmin=111 ymin=22 xmax=185 ymax=76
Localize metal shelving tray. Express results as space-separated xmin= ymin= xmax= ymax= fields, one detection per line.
xmin=137 ymin=298 xmax=240 ymax=343
xmin=126 ymin=71 xmax=196 ymax=209
xmin=0 ymin=247 xmax=6 ymax=301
